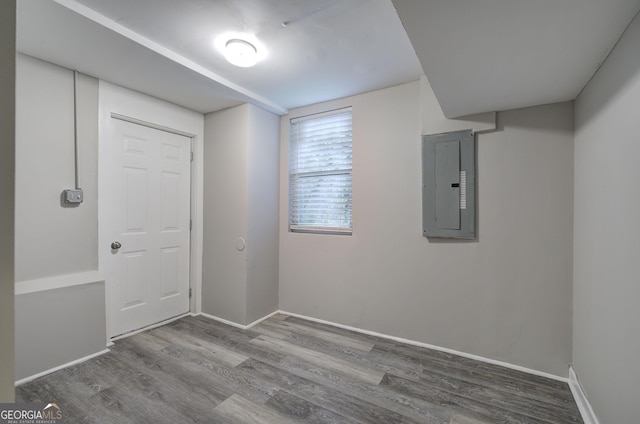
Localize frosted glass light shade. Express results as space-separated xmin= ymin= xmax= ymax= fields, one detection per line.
xmin=225 ymin=39 xmax=258 ymax=67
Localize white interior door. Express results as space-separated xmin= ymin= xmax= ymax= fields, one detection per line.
xmin=107 ymin=118 xmax=191 ymax=337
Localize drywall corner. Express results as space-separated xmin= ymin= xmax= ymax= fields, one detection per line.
xmin=246 ymin=104 xmax=280 ymax=323
xmin=573 ymin=9 xmax=640 ymax=423
xmin=0 ymin=0 xmax=16 ymax=402
xmin=421 ymin=75 xmax=496 ymax=135
xmin=202 ymin=104 xmax=250 ymax=324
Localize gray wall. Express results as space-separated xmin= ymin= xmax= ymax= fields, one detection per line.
xmin=573 ymin=11 xmax=640 ymax=424
xmin=203 ymin=104 xmax=280 ymax=325
xmin=246 ymin=105 xmax=280 ymax=323
xmin=279 ymin=80 xmax=574 ymax=376
xmin=15 ymin=54 xmax=98 ymax=282
xmin=14 ymin=283 xmax=106 ymax=381
xmin=203 ymin=104 xmax=250 ymax=324
xmin=14 ymin=54 xmax=106 ymax=380
xmin=0 ymin=0 xmax=16 ymax=402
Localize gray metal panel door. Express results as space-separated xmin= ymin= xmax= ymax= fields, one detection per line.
xmin=435 ymin=140 xmax=460 ymax=230
xmin=422 ymin=129 xmax=475 ymax=239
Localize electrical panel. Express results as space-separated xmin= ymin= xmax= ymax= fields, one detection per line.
xmin=422 ymin=130 xmax=475 ymax=239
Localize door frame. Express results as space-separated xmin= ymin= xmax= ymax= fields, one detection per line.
xmin=98 ymin=81 xmax=204 ymax=342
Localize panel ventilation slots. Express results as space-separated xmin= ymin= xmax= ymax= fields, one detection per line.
xmin=460 ymin=171 xmax=467 ymax=210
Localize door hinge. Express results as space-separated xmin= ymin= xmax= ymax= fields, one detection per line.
xmin=190 ymin=219 xmax=192 ymax=230
xmin=189 ymin=288 xmax=192 ymax=298
xmin=190 ymin=151 xmax=194 ymax=162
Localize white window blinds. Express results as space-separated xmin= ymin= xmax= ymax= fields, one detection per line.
xmin=289 ymin=108 xmax=353 ymax=234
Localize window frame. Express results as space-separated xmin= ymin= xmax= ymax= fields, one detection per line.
xmin=288 ymin=107 xmax=353 ymax=235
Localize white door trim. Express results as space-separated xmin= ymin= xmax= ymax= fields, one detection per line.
xmin=99 ymin=81 xmax=204 ymax=342
xmin=111 ymin=113 xmax=197 ymax=138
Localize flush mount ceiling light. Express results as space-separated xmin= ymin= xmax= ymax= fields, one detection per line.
xmin=215 ymin=33 xmax=266 ymax=68
xmin=224 ymin=39 xmax=258 ymax=67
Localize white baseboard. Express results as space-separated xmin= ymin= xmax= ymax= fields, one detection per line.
xmin=569 ymin=366 xmax=600 ymax=424
xmin=15 ymin=349 xmax=110 ymax=387
xmin=18 ymin=309 xmax=568 ymax=387
xmin=197 ymin=308 xmax=569 ymax=383
xmin=196 ymin=310 xmax=280 ymax=330
xmin=279 ymin=310 xmax=569 ymax=383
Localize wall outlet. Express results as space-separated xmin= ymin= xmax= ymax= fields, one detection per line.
xmin=64 ymin=188 xmax=83 ymax=204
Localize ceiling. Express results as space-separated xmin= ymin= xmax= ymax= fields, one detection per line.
xmin=16 ymin=0 xmax=640 ymax=117
xmin=17 ymin=0 xmax=423 ymax=115
xmin=394 ymin=0 xmax=640 ymax=117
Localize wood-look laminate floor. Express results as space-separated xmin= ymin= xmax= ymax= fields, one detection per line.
xmin=17 ymin=314 xmax=584 ymax=423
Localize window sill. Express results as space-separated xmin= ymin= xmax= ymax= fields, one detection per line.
xmin=289 ymin=226 xmax=352 ymax=236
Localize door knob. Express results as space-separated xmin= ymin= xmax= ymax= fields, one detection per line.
xmin=111 ymin=241 xmax=122 ymax=250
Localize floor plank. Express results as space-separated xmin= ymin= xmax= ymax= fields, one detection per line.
xmin=250 ymin=335 xmax=385 ymax=386
xmin=237 ymin=357 xmax=421 ymax=424
xmin=212 ymin=393 xmax=298 ymax=424
xmin=16 ymin=314 xmax=584 ymax=424
xmin=150 ymin=324 xmax=249 ymax=367
xmin=262 ymin=317 xmax=376 ymax=353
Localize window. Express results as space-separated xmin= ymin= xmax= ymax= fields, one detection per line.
xmin=289 ymin=108 xmax=353 ymax=234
